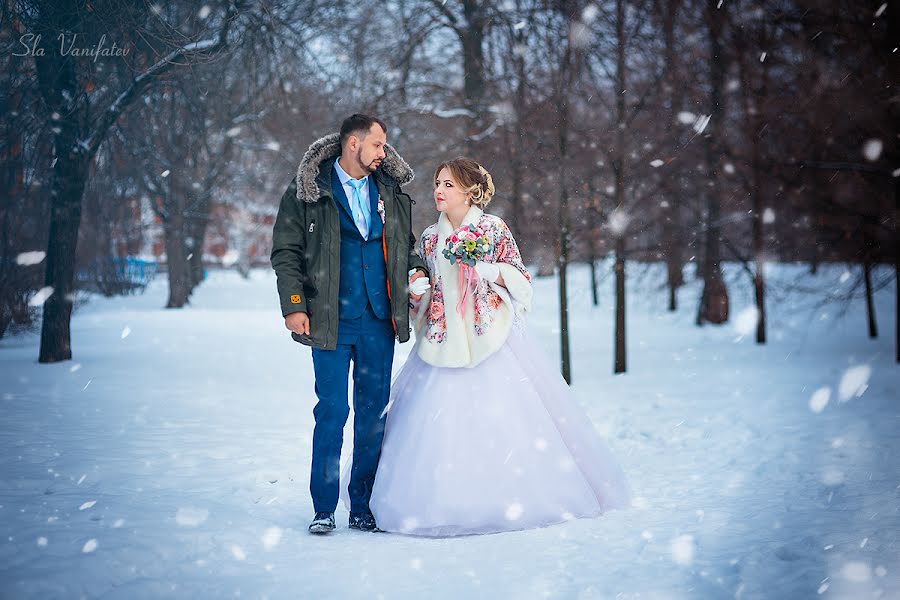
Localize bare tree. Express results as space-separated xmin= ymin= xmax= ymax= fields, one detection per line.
xmin=9 ymin=0 xmax=242 ymax=362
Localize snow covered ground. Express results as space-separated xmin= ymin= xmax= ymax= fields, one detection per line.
xmin=1 ymin=261 xmax=898 ymax=600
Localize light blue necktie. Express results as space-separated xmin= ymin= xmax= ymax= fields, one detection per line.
xmin=347 ymin=178 xmax=370 ymax=239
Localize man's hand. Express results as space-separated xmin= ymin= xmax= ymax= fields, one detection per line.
xmin=409 ymin=268 xmax=429 ymax=302
xmin=285 ymin=312 xmax=310 ymax=336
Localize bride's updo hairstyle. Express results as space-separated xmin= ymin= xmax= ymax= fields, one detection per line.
xmin=433 ymin=157 xmax=496 ymax=208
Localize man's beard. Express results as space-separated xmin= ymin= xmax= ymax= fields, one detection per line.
xmin=357 ymin=148 xmax=379 ymax=173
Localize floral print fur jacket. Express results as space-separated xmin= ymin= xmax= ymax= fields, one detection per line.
xmin=411 ymin=205 xmax=533 ymax=368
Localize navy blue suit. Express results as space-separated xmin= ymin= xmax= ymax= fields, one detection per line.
xmin=309 ymin=167 xmax=395 ymax=515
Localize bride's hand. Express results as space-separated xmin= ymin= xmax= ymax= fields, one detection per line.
xmin=474 ymin=261 xmax=504 ymax=286
xmin=408 ymin=269 xmax=429 ymax=300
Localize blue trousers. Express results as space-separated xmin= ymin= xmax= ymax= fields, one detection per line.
xmin=309 ymin=304 xmax=395 ymax=514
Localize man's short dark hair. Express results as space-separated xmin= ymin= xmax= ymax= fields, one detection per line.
xmin=339 ymin=114 xmax=387 ymax=148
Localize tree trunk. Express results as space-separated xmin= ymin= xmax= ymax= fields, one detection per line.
xmin=557 ymin=83 xmax=572 ymax=385
xmin=751 ymin=145 xmax=767 ymax=343
xmin=614 ymin=236 xmax=626 ymax=374
xmin=558 ymin=236 xmax=571 ymax=384
xmin=35 ymin=32 xmax=91 ymax=363
xmin=460 ymin=0 xmax=487 ymax=149
xmin=697 ymin=0 xmax=729 ymax=326
xmin=39 ymin=155 xmax=89 ymax=362
xmin=187 ymin=207 xmax=210 ymax=291
xmin=508 ymin=15 xmax=527 ymax=241
xmin=887 ymin=0 xmax=900 ymax=362
xmin=613 ymin=0 xmax=628 ymax=373
xmin=895 ymin=176 xmax=899 ymax=361
xmin=164 ymin=212 xmax=192 ymax=308
xmin=863 ymin=258 xmax=877 ymax=339
xmin=661 ymin=0 xmax=684 ymax=313
xmin=0 ymin=78 xmax=24 ymax=341
xmin=750 ymin=20 xmax=769 ymax=344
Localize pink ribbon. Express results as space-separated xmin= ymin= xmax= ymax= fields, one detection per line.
xmin=456 ymin=263 xmax=477 ymax=317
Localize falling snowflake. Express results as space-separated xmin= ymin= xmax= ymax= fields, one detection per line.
xmin=863 ymin=139 xmax=883 ymax=162
xmin=693 ymin=115 xmax=711 ymax=134
xmin=809 ymin=387 xmax=830 ymax=413
xmin=608 ymin=209 xmax=629 ymax=236
xmin=838 ymin=365 xmax=870 ymax=401
xmin=582 ymin=4 xmax=599 ymax=23
xmin=15 ymin=251 xmax=46 ymax=266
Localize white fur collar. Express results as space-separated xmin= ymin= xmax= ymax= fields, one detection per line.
xmin=294 ymin=133 xmax=414 ymax=203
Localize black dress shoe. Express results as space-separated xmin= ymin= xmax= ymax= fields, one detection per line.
xmin=308 ymin=511 xmax=335 ymax=534
xmin=348 ymin=512 xmax=379 ymax=532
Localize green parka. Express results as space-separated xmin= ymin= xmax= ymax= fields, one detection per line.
xmin=270 ymin=133 xmax=428 ymax=350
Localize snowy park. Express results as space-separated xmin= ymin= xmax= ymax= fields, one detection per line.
xmin=1 ymin=263 xmax=898 ymax=599
xmin=3 ymin=1 xmax=898 ymax=598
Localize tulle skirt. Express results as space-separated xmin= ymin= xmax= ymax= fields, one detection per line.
xmin=342 ymin=321 xmax=631 ymax=537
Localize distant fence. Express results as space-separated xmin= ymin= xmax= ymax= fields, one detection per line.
xmin=76 ymin=257 xmax=158 ymax=295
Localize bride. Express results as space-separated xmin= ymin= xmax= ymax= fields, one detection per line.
xmin=343 ymin=157 xmax=631 ymax=536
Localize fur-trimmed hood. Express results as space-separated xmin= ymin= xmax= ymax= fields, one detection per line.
xmin=295 ymin=133 xmax=414 ymax=203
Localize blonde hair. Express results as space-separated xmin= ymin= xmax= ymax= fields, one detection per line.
xmin=433 ymin=157 xmax=495 ymax=208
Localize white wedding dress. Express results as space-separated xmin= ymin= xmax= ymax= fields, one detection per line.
xmin=340 ymin=318 xmax=631 ymax=537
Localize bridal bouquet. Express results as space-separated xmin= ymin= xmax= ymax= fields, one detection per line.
xmin=443 ymin=224 xmax=494 ymax=315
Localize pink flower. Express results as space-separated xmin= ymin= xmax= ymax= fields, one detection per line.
xmin=430 ymin=301 xmax=444 ymax=320
xmin=465 ymin=231 xmax=478 ymax=241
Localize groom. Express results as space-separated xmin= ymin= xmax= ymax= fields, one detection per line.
xmin=270 ymin=114 xmax=428 ymax=533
